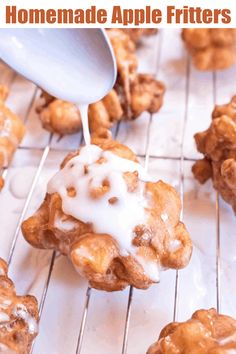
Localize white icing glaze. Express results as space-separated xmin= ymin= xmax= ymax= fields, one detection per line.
xmin=169 ymin=240 xmax=181 ymax=252
xmin=79 ymin=104 xmax=90 ymax=145
xmin=0 ymin=312 xmax=10 ymax=322
xmin=134 ymin=255 xmax=160 ymax=282
xmin=0 ymin=266 xmax=6 ymax=276
xmin=0 ymin=113 xmax=18 ymax=167
xmin=54 ymin=217 xmax=76 ymax=232
xmin=0 ymin=299 xmax=12 ymax=315
xmin=0 ymin=343 xmax=16 ymax=354
xmin=13 ymin=304 xmax=38 ymax=334
xmin=0 ymin=113 xmax=12 ymax=139
xmin=0 ymin=145 xmax=9 ymax=167
xmin=74 ymin=246 xmax=94 ymax=262
xmin=161 ymin=213 xmax=168 ymax=222
xmin=219 ymin=332 xmax=236 ymax=346
xmin=9 ymin=168 xmax=37 ymax=199
xmin=47 ymin=144 xmax=160 ymax=280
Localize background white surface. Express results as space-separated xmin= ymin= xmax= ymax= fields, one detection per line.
xmin=0 ymin=29 xmax=236 ymax=354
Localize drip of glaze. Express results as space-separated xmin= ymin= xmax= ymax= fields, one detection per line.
xmin=10 ymin=167 xmax=37 ymax=199
xmin=0 ymin=114 xmax=19 ymax=167
xmin=0 ymin=311 xmax=9 ymax=322
xmin=13 ymin=304 xmax=38 ymax=334
xmin=0 ymin=343 xmax=15 ymax=354
xmin=219 ymin=333 xmax=236 ymax=346
xmin=78 ymin=104 xmax=90 ymax=146
xmin=0 ymin=265 xmax=6 ymax=276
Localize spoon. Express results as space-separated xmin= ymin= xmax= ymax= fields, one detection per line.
xmin=0 ymin=28 xmax=117 ymax=104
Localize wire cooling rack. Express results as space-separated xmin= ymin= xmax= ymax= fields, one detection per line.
xmin=0 ymin=29 xmax=236 ymax=354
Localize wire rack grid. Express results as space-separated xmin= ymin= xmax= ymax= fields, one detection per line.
xmin=0 ymin=29 xmax=236 ymax=354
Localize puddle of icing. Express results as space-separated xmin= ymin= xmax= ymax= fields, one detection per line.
xmin=79 ymin=104 xmax=90 ymax=145
xmin=10 ymin=167 xmax=39 ymax=199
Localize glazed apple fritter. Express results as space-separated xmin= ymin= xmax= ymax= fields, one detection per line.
xmin=182 ymin=29 xmax=236 ymax=71
xmin=147 ymin=308 xmax=236 ymax=354
xmin=22 ymin=138 xmax=191 ymax=292
xmin=0 ymin=86 xmax=25 ymax=188
xmin=192 ymin=95 xmax=236 ymax=213
xmin=0 ymin=258 xmax=39 ymax=354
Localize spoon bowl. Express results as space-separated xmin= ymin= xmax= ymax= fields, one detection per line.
xmin=0 ymin=28 xmax=117 ymax=104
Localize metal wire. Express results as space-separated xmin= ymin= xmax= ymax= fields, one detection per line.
xmin=121 ymin=114 xmax=155 ymax=354
xmin=17 ymin=145 xmax=198 ymax=162
xmin=2 ymin=86 xmax=55 ymax=348
xmin=213 ymin=71 xmax=221 ymax=313
xmin=173 ymin=54 xmax=190 ymax=322
xmin=0 ymin=73 xmax=30 ymax=192
xmin=1 ymin=83 xmax=58 ymax=350
xmin=30 ymin=251 xmax=56 ymax=354
xmin=8 ymin=134 xmax=53 ymax=266
xmin=7 ymin=134 xmax=52 ymax=261
xmin=121 ymin=286 xmax=134 ymax=354
xmin=22 ymin=87 xmax=39 ymax=125
xmin=1 ymin=32 xmax=224 ymax=354
xmin=74 ymin=122 xmax=123 ymax=354
xmin=215 ymin=193 xmax=221 ymax=313
xmin=33 ymin=134 xmax=85 ymax=354
xmin=75 ymin=287 xmax=92 ymax=354
xmin=121 ymin=31 xmax=163 ymax=354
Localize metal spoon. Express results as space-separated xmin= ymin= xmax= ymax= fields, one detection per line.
xmin=0 ymin=28 xmax=117 ymax=104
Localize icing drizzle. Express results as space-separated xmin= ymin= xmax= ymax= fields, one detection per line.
xmin=47 ymin=144 xmax=160 ymax=281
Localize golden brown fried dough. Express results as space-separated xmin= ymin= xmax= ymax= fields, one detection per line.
xmin=147 ymin=308 xmax=236 ymax=354
xmin=22 ymin=139 xmax=191 ymax=292
xmin=182 ymin=29 xmax=236 ymax=71
xmin=0 ymin=176 xmax=4 ymax=190
xmin=129 ymin=74 xmax=165 ymax=118
xmin=192 ymin=95 xmax=236 ymax=213
xmin=121 ymin=29 xmax=158 ymax=44
xmin=37 ymin=29 xmax=165 ymax=136
xmin=0 ymin=86 xmax=25 ymax=187
xmin=38 ymin=99 xmax=82 ymax=135
xmin=0 ymin=258 xmax=39 ymax=354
